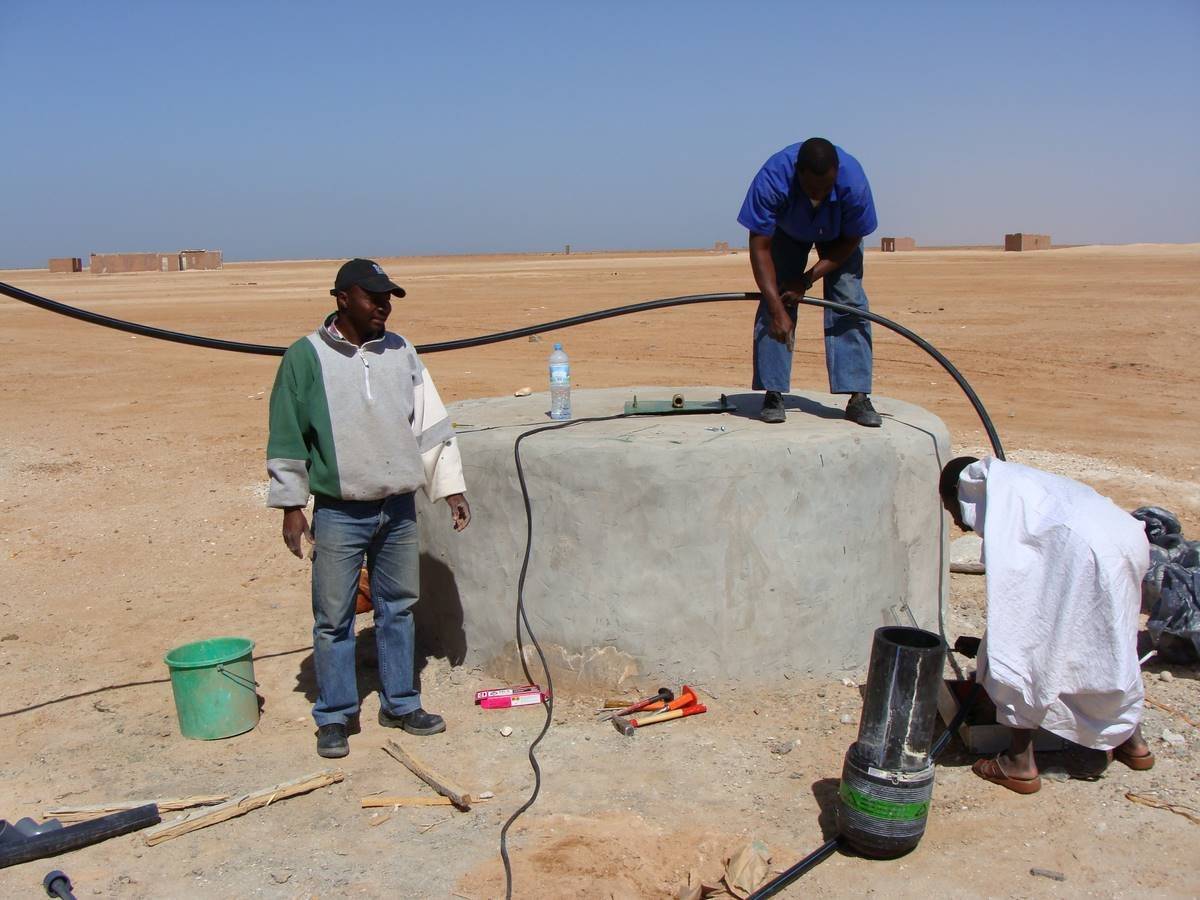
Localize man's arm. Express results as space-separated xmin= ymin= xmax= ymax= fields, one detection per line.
xmin=266 ymin=347 xmax=315 ymax=558
xmin=786 ymin=234 xmax=861 ymax=295
xmin=749 ymin=233 xmax=798 ymax=343
xmin=282 ymin=507 xmax=313 ymax=558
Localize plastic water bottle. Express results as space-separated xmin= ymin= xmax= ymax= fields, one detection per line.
xmin=549 ymin=343 xmax=571 ymax=420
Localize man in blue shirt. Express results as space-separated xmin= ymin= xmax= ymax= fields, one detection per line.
xmin=738 ymin=138 xmax=881 ymax=426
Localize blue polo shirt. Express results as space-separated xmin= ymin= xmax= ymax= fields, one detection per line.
xmin=737 ymin=143 xmax=877 ymax=243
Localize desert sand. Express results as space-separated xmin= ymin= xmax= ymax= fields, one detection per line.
xmin=1 ymin=244 xmax=1197 ymax=897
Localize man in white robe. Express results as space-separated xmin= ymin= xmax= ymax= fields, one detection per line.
xmin=940 ymin=456 xmax=1154 ymax=794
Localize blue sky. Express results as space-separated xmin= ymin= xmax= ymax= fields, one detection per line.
xmin=2 ymin=0 xmax=1197 ymax=266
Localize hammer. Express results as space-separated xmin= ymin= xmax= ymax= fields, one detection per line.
xmin=597 ymin=687 xmax=673 ymax=722
xmin=612 ymin=702 xmax=708 ymax=736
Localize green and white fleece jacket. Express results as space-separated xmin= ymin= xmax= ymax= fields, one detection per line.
xmin=266 ymin=315 xmax=465 ymax=507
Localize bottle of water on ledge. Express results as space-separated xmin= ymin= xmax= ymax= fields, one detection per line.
xmin=549 ymin=343 xmax=571 ymax=420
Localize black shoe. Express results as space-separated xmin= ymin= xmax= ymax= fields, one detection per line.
xmin=845 ymin=394 xmax=882 ymax=427
xmin=759 ymin=391 xmax=786 ymax=424
xmin=379 ymin=707 xmax=447 ymax=736
xmin=316 ymin=723 xmax=349 ymax=758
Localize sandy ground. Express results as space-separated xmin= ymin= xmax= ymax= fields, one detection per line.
xmin=1 ymin=245 xmax=1198 ymax=898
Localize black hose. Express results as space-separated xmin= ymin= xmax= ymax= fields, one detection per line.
xmin=0 ymin=281 xmax=1004 ymax=459
xmin=747 ymin=682 xmax=983 ymax=899
xmin=499 ymin=413 xmax=633 ymax=900
xmin=0 ymin=805 xmax=161 ymax=870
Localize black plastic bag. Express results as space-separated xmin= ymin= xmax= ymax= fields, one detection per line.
xmin=1147 ymin=563 xmax=1200 ymax=664
xmin=1142 ymin=561 xmax=1168 ymax=613
xmin=1132 ymin=507 xmax=1183 ymax=547
xmin=1176 ymin=540 xmax=1200 ymax=569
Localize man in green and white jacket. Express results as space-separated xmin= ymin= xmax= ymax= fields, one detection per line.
xmin=267 ymin=258 xmax=470 ymax=758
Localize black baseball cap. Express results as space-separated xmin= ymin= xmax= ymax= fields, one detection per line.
xmin=330 ymin=258 xmax=406 ymax=298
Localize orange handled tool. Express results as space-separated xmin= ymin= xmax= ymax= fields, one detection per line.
xmin=612 ymin=702 xmax=707 ymax=735
xmin=631 ymin=703 xmax=707 ymax=728
xmin=598 ymin=687 xmax=673 ymax=721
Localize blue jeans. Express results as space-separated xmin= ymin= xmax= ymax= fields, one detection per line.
xmin=310 ymin=493 xmax=422 ymax=726
xmin=752 ymin=231 xmax=873 ymax=395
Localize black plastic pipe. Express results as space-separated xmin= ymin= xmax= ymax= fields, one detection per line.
xmin=0 ymin=805 xmax=161 ymax=869
xmin=748 ymin=682 xmax=982 ymax=899
xmin=0 ymin=281 xmax=1005 ymax=459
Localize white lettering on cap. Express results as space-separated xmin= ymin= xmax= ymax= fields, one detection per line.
xmin=372 ymin=263 xmax=384 ymax=274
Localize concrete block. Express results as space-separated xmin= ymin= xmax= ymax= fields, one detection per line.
xmin=1004 ymin=233 xmax=1052 ymax=251
xmin=179 ymin=249 xmax=222 ymax=270
xmin=415 ymin=386 xmax=951 ymax=684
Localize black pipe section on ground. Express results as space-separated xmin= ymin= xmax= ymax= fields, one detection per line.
xmin=748 ymin=682 xmax=983 ymax=899
xmin=836 ymin=627 xmax=946 ymax=858
xmin=0 ymin=281 xmax=1005 ymax=459
xmin=0 ymin=805 xmax=160 ymax=870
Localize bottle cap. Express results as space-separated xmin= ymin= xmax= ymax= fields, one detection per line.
xmin=553 ymin=343 xmax=563 ymax=350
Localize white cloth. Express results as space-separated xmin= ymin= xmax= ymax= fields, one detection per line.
xmin=959 ymin=458 xmax=1149 ymax=750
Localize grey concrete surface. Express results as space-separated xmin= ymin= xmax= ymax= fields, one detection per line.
xmin=415 ymin=387 xmax=951 ymax=685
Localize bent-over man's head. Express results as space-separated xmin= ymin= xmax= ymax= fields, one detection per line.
xmin=795 ymin=137 xmax=839 ymax=205
xmin=940 ymin=456 xmax=980 ymax=531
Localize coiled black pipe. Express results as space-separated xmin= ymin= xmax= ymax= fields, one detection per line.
xmin=0 ymin=281 xmax=1005 ymax=459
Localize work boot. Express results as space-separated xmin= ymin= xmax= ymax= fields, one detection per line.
xmin=316 ymin=723 xmax=349 ymax=758
xmin=845 ymin=393 xmax=882 ymax=427
xmin=379 ymin=707 xmax=447 ymax=736
xmin=759 ymin=390 xmax=786 ymax=424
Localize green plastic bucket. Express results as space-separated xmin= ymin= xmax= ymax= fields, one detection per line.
xmin=164 ymin=637 xmax=259 ymax=740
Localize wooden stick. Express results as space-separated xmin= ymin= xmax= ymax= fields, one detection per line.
xmin=361 ymin=796 xmax=454 ymax=808
xmin=143 ymin=770 xmax=343 ymax=846
xmin=360 ymin=794 xmax=491 ymax=808
xmin=1145 ymin=696 xmax=1200 ymax=729
xmin=382 ymin=740 xmax=472 ymax=810
xmin=47 ymin=795 xmax=229 ymax=824
xmin=950 ymin=562 xmax=985 ymax=575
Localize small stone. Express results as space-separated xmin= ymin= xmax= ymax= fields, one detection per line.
xmin=841 ymin=678 xmax=857 ymax=688
xmin=0 ymin=634 xmax=18 ymax=641
xmin=270 ymin=872 xmax=292 ymax=884
xmin=1158 ymin=671 xmax=1174 ymax=682
xmin=839 ymin=714 xmax=855 ymax=725
xmin=769 ymin=740 xmax=793 ymax=755
xmin=514 ymin=387 xmax=533 ymax=397
xmin=500 ymin=726 xmax=513 ymax=737
xmin=478 ymin=790 xmax=495 ymax=799
xmin=950 ymin=534 xmax=983 ymax=566
xmin=1161 ymin=728 xmax=1186 ymax=746
xmin=527 ymin=335 xmax=543 ymax=343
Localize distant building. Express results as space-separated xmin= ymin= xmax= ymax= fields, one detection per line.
xmin=880 ymin=237 xmax=916 ymax=252
xmin=89 ymin=249 xmax=222 ymax=274
xmin=713 ymin=240 xmax=730 ymax=252
xmin=179 ymin=249 xmax=222 ymax=271
xmin=48 ymin=257 xmax=83 ymax=273
xmin=1004 ymin=233 xmax=1051 ymax=251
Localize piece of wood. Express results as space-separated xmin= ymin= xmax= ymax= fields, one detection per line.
xmin=361 ymin=796 xmax=454 ymax=808
xmin=1145 ymin=696 xmax=1200 ymax=729
xmin=360 ymin=794 xmax=492 ymax=808
xmin=950 ymin=562 xmax=985 ymax=575
xmin=382 ymin=740 xmax=472 ymax=810
xmin=47 ymin=795 xmax=230 ymax=824
xmin=143 ymin=770 xmax=343 ymax=846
